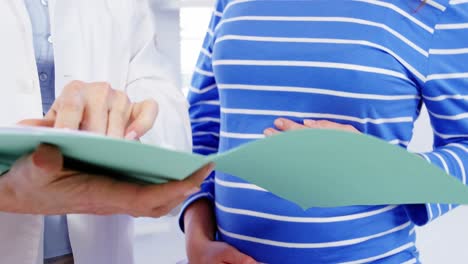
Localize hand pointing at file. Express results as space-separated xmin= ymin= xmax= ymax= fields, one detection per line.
xmin=0 ymin=80 xmax=212 ymax=217
xmin=30 ymin=81 xmax=158 ymax=139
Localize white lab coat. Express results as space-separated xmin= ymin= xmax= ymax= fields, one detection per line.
xmin=0 ymin=0 xmax=191 ymax=263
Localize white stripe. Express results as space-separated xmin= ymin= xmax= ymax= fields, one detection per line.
xmin=200 ymin=48 xmax=213 ymax=58
xmin=409 ymin=227 xmax=416 ymax=236
xmin=194 ymin=67 xmax=215 ymax=77
xmin=192 ymin=100 xmax=220 ymax=106
xmin=388 ymin=139 xmax=410 ymax=146
xmin=426 ymin=0 xmax=446 ymax=11
xmin=427 ymin=72 xmax=468 ymax=81
xmin=216 ymin=35 xmax=425 ymax=81
xmin=215 ymin=178 xmax=267 ymax=192
xmin=191 ymin=117 xmax=220 ymax=123
xmin=223 ymin=0 xmax=255 ymax=15
xmin=339 ymin=243 xmax=415 ymax=264
xmin=430 ymin=47 xmax=468 ymax=55
xmin=220 ymin=131 xmax=265 ymax=139
xmin=435 ymin=23 xmax=468 ymax=30
xmin=436 ymin=203 xmax=442 ymax=218
xmin=218 ymin=222 xmax=411 ymax=248
xmin=221 ymin=107 xmax=413 ymax=125
xmin=434 ymin=129 xmax=468 ymax=139
xmin=352 ymin=0 xmax=434 ymax=33
xmin=429 ymin=111 xmax=468 ymax=120
xmin=420 ymin=153 xmax=431 ymax=163
xmin=448 ymin=143 xmax=468 ymax=153
xmin=433 ymin=152 xmax=450 ymax=174
xmin=181 ymin=192 xmax=214 ymax=212
xmin=218 ymin=83 xmax=420 ymax=101
xmin=442 ymin=149 xmax=466 ymax=184
xmin=189 ymin=84 xmax=218 ymax=94
xmin=216 ymin=202 xmax=399 ymax=223
xmin=193 ymin=131 xmax=220 ymax=137
xmin=216 ymin=16 xmax=429 ymax=57
xmin=401 ymin=258 xmax=418 ymax=264
xmin=427 ymin=203 xmax=434 ymax=222
xmin=193 ymin=145 xmax=218 ymax=152
xmin=201 ymin=178 xmax=215 ymax=186
xmin=214 ymin=60 xmax=411 ymax=81
xmin=423 ymin=94 xmax=468 ymax=101
xmin=207 ymin=28 xmax=214 ymax=37
xmin=450 ymin=0 xmax=468 ymax=4
xmin=213 ymin=10 xmax=223 ymax=18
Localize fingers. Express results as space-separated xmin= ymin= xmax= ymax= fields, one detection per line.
xmin=184 ymin=163 xmax=215 ymax=187
xmin=274 ymin=118 xmax=307 ymax=131
xmin=101 ymin=164 xmax=214 ymax=217
xmin=263 ymin=128 xmax=280 ymax=137
xmin=264 ymin=118 xmax=360 ymax=137
xmin=44 ymin=81 xmax=158 ymax=139
xmin=125 ymin=99 xmax=159 ymax=140
xmin=107 ymin=90 xmax=132 ymax=138
xmin=304 ymin=120 xmax=360 ymax=133
xmin=79 ymin=82 xmax=111 ymax=134
xmin=50 ymin=81 xmax=86 ymax=130
xmin=17 ymin=119 xmax=55 ymax=128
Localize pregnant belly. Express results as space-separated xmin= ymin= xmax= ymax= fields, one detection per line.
xmin=214 ymin=173 xmax=418 ymax=263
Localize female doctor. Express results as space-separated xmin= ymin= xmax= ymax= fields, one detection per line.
xmin=0 ymin=0 xmax=212 ymax=264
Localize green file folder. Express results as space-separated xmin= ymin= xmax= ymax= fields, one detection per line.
xmin=0 ymin=126 xmax=467 ymax=209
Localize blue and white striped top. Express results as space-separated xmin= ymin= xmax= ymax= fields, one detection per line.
xmin=180 ymin=0 xmax=468 ymax=263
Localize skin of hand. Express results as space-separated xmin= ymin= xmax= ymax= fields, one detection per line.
xmin=0 ymin=80 xmax=211 ymax=216
xmin=184 ymin=200 xmax=257 ymax=264
xmin=0 ymin=144 xmax=214 ymax=217
xmin=264 ymin=118 xmax=360 ymax=136
xmin=25 ymin=81 xmax=159 ymax=139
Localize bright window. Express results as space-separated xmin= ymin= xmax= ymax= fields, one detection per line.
xmin=180 ymin=7 xmax=212 ymax=94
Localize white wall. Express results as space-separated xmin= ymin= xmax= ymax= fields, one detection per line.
xmin=409 ymin=108 xmax=468 ymax=264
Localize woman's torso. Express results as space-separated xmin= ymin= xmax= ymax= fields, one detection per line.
xmin=208 ymin=0 xmax=448 ymax=263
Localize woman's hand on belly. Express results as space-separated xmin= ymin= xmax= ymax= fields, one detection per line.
xmin=185 ymin=200 xmax=257 ymax=264
xmin=264 ymin=118 xmax=360 ymax=136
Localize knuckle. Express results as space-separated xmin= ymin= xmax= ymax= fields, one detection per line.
xmin=59 ymin=95 xmax=83 ymax=112
xmin=94 ymin=82 xmax=114 ymax=99
xmin=65 ymin=81 xmax=85 ymax=95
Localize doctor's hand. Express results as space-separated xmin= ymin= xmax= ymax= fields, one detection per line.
xmin=264 ymin=118 xmax=360 ymax=136
xmin=45 ymin=81 xmax=158 ymax=139
xmin=0 ymin=144 xmax=213 ymax=217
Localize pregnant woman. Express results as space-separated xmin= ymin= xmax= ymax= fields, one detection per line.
xmin=181 ymin=0 xmax=468 ymax=263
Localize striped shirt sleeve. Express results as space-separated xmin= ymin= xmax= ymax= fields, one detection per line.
xmin=405 ymin=3 xmax=468 ymax=226
xmin=179 ymin=0 xmax=225 ymax=231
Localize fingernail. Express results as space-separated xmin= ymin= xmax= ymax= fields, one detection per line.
xmin=274 ymin=119 xmax=284 ymax=128
xmin=125 ymin=131 xmax=138 ymax=140
xmin=185 ymin=187 xmax=200 ymax=197
xmin=304 ymin=120 xmax=316 ymax=127
xmin=264 ymin=129 xmax=273 ymax=136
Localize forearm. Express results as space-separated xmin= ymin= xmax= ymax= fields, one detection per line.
xmin=185 ymin=199 xmax=217 ymax=244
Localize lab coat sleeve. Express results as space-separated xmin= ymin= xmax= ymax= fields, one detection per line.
xmin=125 ymin=0 xmax=191 ymax=151
xmin=404 ymin=5 xmax=468 ymax=226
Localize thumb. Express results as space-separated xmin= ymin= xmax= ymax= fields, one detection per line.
xmin=18 ymin=119 xmax=55 ymax=128
xmin=125 ymin=99 xmax=159 ymax=140
xmin=30 ymin=144 xmax=63 ymax=175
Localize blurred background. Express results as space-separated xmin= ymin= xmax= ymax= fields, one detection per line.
xmin=133 ymin=1 xmax=468 ymax=263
